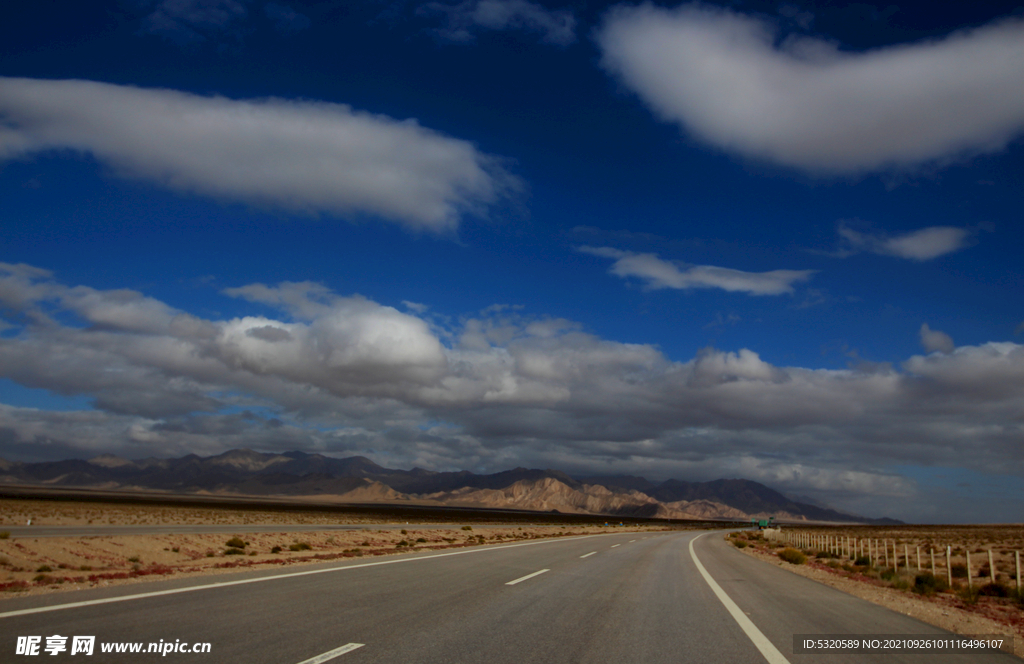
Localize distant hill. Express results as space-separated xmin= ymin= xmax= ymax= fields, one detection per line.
xmin=0 ymin=449 xmax=900 ymax=524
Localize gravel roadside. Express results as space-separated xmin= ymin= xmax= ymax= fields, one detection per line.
xmin=733 ymin=539 xmax=1023 ymax=659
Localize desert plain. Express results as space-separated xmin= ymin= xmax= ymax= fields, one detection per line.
xmin=0 ymin=495 xmax=673 ymax=597
xmin=4 ymin=493 xmax=1023 ymax=659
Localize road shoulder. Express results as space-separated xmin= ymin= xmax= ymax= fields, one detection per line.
xmin=726 ymin=535 xmax=1023 ymax=659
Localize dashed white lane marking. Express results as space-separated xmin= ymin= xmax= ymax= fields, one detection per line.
xmin=629 ymin=539 xmax=636 ymax=542
xmin=580 ymin=552 xmax=597 ymax=559
xmin=689 ymin=534 xmax=790 ymax=664
xmin=506 ymin=569 xmax=550 ymax=585
xmin=0 ymin=534 xmax=607 ymax=619
xmin=296 ymin=643 xmax=365 ymax=663
xmin=610 ymin=544 xmax=621 ymax=548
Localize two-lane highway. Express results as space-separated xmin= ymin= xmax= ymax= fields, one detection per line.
xmin=1 ymin=530 xmax=1016 ymax=663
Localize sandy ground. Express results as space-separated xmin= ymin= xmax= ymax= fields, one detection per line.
xmin=731 ymin=535 xmax=1024 ymax=659
xmin=0 ymin=498 xmax=673 ymax=598
xmin=0 ymin=499 xmax=389 ymax=527
xmin=0 ymin=518 xmax=668 ymax=598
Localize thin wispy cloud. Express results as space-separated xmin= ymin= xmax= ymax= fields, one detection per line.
xmin=836 ymin=224 xmax=973 ymax=260
xmin=264 ymin=3 xmax=310 ymax=34
xmin=579 ymin=246 xmax=814 ymax=296
xmin=141 ymin=0 xmax=249 ymax=42
xmin=420 ymin=0 xmax=576 ymax=45
xmin=597 ymin=4 xmax=1024 ymax=173
xmin=0 ymin=77 xmax=520 ymax=232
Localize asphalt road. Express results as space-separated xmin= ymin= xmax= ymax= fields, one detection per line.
xmin=0 ymin=530 xmax=1016 ymax=663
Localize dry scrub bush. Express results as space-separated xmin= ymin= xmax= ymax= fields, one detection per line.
xmin=778 ymin=548 xmax=806 ymax=565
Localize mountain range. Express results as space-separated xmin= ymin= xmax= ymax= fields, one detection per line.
xmin=0 ymin=449 xmax=900 ymax=524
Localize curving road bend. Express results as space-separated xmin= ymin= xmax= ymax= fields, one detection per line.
xmin=0 ymin=530 xmax=1015 ymax=663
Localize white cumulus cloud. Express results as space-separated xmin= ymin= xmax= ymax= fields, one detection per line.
xmin=0 ymin=77 xmax=518 ymax=232
xmin=597 ymin=4 xmax=1024 ymax=173
xmin=579 ymin=246 xmax=814 ymax=295
xmin=919 ymin=323 xmax=954 ymax=354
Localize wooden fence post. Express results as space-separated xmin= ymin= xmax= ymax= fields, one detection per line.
xmin=946 ymin=546 xmax=952 ymax=587
xmin=930 ymin=547 xmax=935 ymax=577
xmin=884 ymin=540 xmax=890 ymax=568
xmin=988 ymin=550 xmax=995 ymax=582
xmin=904 ymin=544 xmax=909 ymax=572
xmin=1016 ymin=551 xmax=1020 ymax=592
xmin=916 ymin=546 xmax=921 ymax=571
xmin=966 ymin=550 xmax=972 ymax=589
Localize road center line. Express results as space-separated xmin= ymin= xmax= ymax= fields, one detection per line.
xmin=579 ymin=552 xmax=596 ymax=559
xmin=505 ymin=569 xmax=549 ymax=585
xmin=610 ymin=544 xmax=620 ymax=548
xmin=296 ymin=643 xmax=365 ymax=664
xmin=689 ymin=534 xmax=791 ymax=664
xmin=0 ymin=533 xmax=607 ymax=619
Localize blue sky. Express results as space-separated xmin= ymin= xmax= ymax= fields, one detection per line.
xmin=1 ymin=0 xmax=1023 ymax=522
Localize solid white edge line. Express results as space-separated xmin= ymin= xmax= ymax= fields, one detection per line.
xmin=689 ymin=534 xmax=791 ymax=664
xmin=505 ymin=569 xmax=549 ymax=585
xmin=0 ymin=534 xmax=608 ymax=619
xmin=296 ymin=643 xmax=365 ymax=664
xmin=579 ymin=552 xmax=596 ymax=559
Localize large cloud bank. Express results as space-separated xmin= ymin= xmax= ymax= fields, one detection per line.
xmin=597 ymin=4 xmax=1024 ymax=173
xmin=1 ymin=263 xmax=1023 ymax=516
xmin=0 ymin=77 xmax=516 ymax=231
